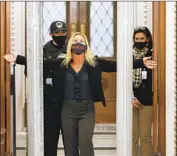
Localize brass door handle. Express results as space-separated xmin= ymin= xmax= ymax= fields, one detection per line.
xmin=80 ymin=22 xmax=86 ymax=35
xmin=71 ymin=23 xmax=76 ymax=35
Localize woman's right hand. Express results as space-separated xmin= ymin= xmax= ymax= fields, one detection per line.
xmin=143 ymin=56 xmax=157 ymax=69
xmin=4 ymin=52 xmax=17 ymax=63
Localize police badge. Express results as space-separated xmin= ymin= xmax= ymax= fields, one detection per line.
xmin=56 ymin=22 xmax=63 ymax=28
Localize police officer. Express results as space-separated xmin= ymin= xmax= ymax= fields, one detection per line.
xmin=43 ymin=21 xmax=67 ymax=156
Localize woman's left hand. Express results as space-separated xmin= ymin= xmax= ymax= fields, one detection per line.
xmin=132 ymin=97 xmax=141 ymax=108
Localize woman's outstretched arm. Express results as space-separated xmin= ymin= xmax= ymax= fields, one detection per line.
xmin=98 ymin=56 xmax=156 ymax=72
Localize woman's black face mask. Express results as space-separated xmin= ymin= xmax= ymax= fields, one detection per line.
xmin=71 ymin=42 xmax=87 ymax=55
xmin=134 ymin=42 xmax=147 ymax=50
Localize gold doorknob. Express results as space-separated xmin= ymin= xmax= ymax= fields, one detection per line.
xmin=80 ymin=23 xmax=86 ymax=35
xmin=71 ymin=23 xmax=76 ymax=35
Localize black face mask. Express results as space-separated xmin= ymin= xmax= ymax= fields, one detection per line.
xmin=52 ymin=35 xmax=67 ymax=47
xmin=134 ymin=42 xmax=147 ymax=50
xmin=71 ymin=42 xmax=87 ymax=55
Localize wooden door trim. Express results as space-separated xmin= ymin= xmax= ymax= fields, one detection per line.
xmin=159 ymin=3 xmax=166 ymax=155
xmin=0 ymin=2 xmax=6 ymax=155
xmin=5 ymin=2 xmax=11 ymax=155
xmin=0 ymin=2 xmax=11 ymax=155
xmin=152 ymin=2 xmax=159 ymax=153
xmin=152 ymin=2 xmax=166 ymax=155
xmin=78 ymin=1 xmax=90 ymax=39
xmin=67 ymin=1 xmax=80 ymax=37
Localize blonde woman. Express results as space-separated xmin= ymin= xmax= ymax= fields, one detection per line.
xmin=4 ymin=32 xmax=156 ymax=156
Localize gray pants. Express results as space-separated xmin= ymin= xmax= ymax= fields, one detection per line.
xmin=61 ymin=100 xmax=95 ymax=156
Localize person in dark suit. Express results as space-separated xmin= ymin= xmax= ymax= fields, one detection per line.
xmin=4 ymin=32 xmax=156 ymax=156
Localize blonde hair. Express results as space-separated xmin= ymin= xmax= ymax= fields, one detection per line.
xmin=60 ymin=32 xmax=97 ymax=67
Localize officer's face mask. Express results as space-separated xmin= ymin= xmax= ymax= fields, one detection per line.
xmin=71 ymin=42 xmax=87 ymax=55
xmin=52 ymin=35 xmax=67 ymax=47
xmin=134 ymin=42 xmax=147 ymax=50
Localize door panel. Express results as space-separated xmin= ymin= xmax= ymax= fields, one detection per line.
xmin=67 ymin=2 xmax=79 ymax=36
xmin=87 ymin=2 xmax=117 ymax=123
xmin=95 ymin=72 xmax=116 ymax=123
xmin=76 ymin=2 xmax=117 ymax=123
xmin=152 ymin=2 xmax=166 ymax=155
xmin=0 ymin=3 xmax=6 ymax=155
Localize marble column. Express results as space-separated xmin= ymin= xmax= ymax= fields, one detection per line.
xmin=166 ymin=2 xmax=176 ymax=156
xmin=10 ymin=1 xmax=26 ymax=132
xmin=133 ymin=2 xmax=152 ymax=31
xmin=116 ymin=2 xmax=134 ymax=156
xmin=26 ymin=2 xmax=44 ymax=156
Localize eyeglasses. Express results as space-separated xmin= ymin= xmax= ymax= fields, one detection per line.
xmin=134 ymin=26 xmax=147 ymax=31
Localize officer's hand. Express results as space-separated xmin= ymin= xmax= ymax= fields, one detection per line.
xmin=4 ymin=52 xmax=17 ymax=63
xmin=143 ymin=56 xmax=157 ymax=69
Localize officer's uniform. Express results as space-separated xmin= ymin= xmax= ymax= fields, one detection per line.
xmin=43 ymin=21 xmax=67 ymax=156
xmin=43 ymin=40 xmax=66 ymax=156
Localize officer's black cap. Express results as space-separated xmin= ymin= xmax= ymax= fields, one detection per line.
xmin=50 ymin=21 xmax=67 ymax=33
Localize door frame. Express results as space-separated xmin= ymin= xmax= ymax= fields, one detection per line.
xmin=0 ymin=1 xmax=11 ymax=156
xmin=152 ymin=2 xmax=166 ymax=155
